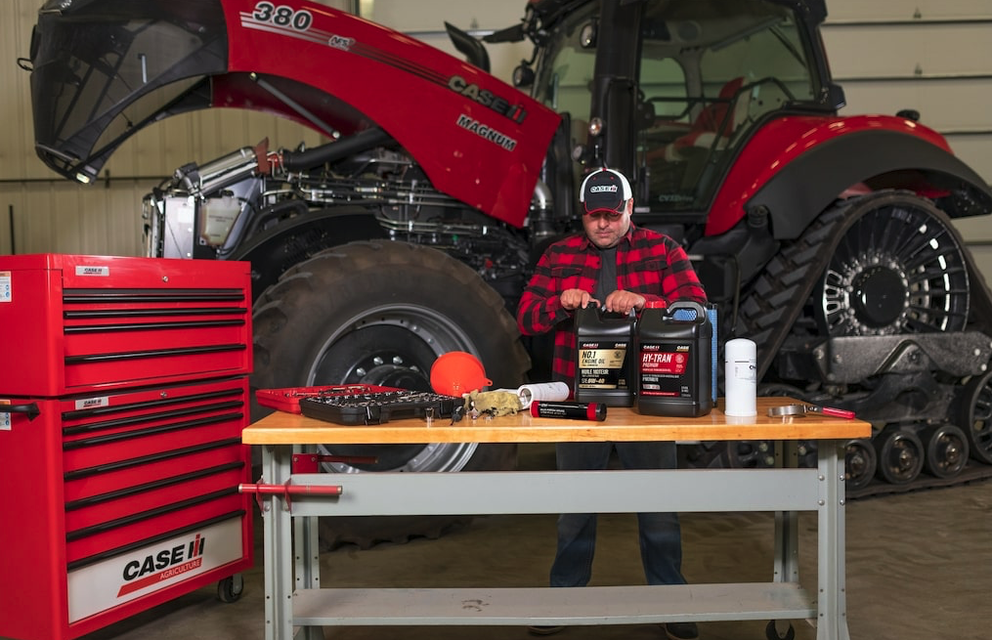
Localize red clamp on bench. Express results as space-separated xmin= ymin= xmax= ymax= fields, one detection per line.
xmin=291 ymin=453 xmax=378 ymax=473
xmin=239 ymin=481 xmax=343 ymax=512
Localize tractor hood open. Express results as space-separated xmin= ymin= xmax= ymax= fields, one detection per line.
xmin=28 ymin=0 xmax=561 ymax=226
xmin=30 ymin=0 xmax=229 ymax=183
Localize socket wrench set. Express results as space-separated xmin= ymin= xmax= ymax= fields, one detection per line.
xmin=298 ymin=389 xmax=461 ymax=425
xmin=255 ymin=384 xmax=401 ymax=414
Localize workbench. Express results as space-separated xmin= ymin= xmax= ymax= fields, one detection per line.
xmin=242 ymin=397 xmax=870 ymax=640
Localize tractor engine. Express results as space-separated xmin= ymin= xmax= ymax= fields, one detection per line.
xmin=143 ymin=138 xmax=542 ymax=307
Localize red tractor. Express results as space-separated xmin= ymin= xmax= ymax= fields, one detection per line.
xmin=26 ymin=0 xmax=992 ymax=545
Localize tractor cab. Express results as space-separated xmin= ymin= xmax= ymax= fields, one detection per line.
xmin=509 ymin=0 xmax=841 ymax=231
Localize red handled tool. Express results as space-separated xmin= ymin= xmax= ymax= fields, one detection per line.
xmin=767 ymin=404 xmax=856 ymax=419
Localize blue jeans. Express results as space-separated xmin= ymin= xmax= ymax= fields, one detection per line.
xmin=549 ymin=441 xmax=686 ymax=587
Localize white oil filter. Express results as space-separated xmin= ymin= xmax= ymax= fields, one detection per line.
xmin=724 ymin=338 xmax=757 ymax=416
xmin=517 ymin=381 xmax=570 ymax=408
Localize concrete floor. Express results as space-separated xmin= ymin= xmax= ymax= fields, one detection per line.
xmin=21 ymin=445 xmax=992 ymax=640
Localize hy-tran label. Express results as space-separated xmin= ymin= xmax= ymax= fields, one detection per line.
xmin=639 ymin=343 xmax=693 ymax=397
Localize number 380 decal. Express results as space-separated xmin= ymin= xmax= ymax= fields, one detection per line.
xmin=252 ymin=2 xmax=313 ymax=31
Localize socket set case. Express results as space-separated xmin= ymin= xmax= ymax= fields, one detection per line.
xmin=299 ymin=390 xmax=460 ymax=425
xmin=255 ymin=384 xmax=400 ymax=414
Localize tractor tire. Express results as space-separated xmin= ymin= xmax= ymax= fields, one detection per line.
xmin=251 ymin=240 xmax=530 ymax=549
xmin=686 ymin=190 xmax=985 ymax=496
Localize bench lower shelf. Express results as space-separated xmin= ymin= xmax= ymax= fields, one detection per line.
xmin=292 ymin=582 xmax=815 ymax=626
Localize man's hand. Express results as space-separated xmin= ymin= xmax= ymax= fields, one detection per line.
xmin=560 ymin=289 xmax=598 ymax=311
xmin=603 ymin=290 xmax=646 ymax=315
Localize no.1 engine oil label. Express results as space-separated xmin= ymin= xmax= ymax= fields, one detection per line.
xmin=577 ymin=341 xmax=630 ymax=390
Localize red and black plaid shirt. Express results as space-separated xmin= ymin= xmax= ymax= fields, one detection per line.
xmin=516 ymin=223 xmax=707 ymax=390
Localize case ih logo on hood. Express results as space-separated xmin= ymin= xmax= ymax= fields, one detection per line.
xmin=117 ymin=533 xmax=206 ymax=597
xmin=448 ymin=76 xmax=527 ymax=124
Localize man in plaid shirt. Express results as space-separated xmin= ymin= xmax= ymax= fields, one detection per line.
xmin=516 ymin=167 xmax=706 ymax=640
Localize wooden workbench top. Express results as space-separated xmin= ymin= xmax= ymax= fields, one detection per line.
xmin=242 ymin=397 xmax=870 ymax=445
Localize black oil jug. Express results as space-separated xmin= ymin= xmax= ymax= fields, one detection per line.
xmin=573 ymin=305 xmax=635 ymax=407
xmin=636 ymin=300 xmax=712 ymax=417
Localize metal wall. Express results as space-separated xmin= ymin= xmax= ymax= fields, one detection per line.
xmin=3 ymin=0 xmax=992 ymax=276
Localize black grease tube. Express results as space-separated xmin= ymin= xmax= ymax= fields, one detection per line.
xmin=531 ymin=401 xmax=607 ymax=422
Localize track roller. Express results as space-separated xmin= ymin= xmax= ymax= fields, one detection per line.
xmin=921 ymin=424 xmax=969 ymax=479
xmin=873 ymin=427 xmax=924 ymax=485
xmin=844 ymin=438 xmax=877 ymax=492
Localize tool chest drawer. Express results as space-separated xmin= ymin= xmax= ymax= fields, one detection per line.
xmin=65 ymin=490 xmax=248 ymax=565
xmin=63 ymin=456 xmax=247 ymax=535
xmin=63 ymin=439 xmax=246 ymax=503
xmin=0 ymin=253 xmax=252 ymax=395
xmin=55 ymin=377 xmax=252 ymax=559
xmin=0 ymin=370 xmax=253 ymax=639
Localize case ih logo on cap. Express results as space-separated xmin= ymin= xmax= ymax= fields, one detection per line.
xmin=580 ymin=168 xmax=632 ymax=215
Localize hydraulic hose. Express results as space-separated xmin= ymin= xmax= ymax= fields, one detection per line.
xmin=280 ymin=127 xmax=394 ymax=171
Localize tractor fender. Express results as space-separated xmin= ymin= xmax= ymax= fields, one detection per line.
xmin=229 ymin=207 xmax=386 ymax=300
xmin=745 ymin=128 xmax=992 ymax=240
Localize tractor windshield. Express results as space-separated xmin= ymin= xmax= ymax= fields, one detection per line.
xmin=531 ymin=0 xmax=819 ymax=216
xmin=529 ymin=1 xmax=599 ymax=180
xmin=637 ymin=0 xmax=817 ymax=211
xmin=29 ymin=0 xmax=228 ymax=182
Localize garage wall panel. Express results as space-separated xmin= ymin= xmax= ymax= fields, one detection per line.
xmin=2 ymin=182 xmax=149 ymax=257
xmin=98 ymin=110 xmax=327 ymax=184
xmin=827 ymin=1 xmax=992 ymax=21
xmin=836 ymin=80 xmax=991 ymax=130
xmin=823 ymin=23 xmax=992 ymax=77
xmin=0 ymin=0 xmax=39 ymax=181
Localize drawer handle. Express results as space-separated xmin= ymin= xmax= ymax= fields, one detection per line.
xmin=0 ymin=402 xmax=40 ymax=421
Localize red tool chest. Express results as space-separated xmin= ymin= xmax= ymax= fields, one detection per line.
xmin=0 ymin=254 xmax=254 ymax=640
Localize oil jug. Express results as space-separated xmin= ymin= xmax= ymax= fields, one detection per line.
xmin=573 ymin=305 xmax=635 ymax=407
xmin=636 ymin=300 xmax=712 ymax=417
